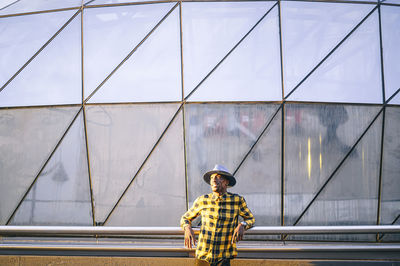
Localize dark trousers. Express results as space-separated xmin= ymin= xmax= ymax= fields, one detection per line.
xmin=196 ymin=258 xmax=231 ymax=266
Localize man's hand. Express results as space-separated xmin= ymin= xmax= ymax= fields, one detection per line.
xmin=231 ymin=223 xmax=245 ymax=244
xmin=184 ymin=225 xmax=196 ymax=249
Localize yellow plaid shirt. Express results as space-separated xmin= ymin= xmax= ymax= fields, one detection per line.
xmin=180 ymin=192 xmax=255 ymax=263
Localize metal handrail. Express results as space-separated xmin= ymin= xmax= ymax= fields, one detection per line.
xmin=1 ymin=225 xmax=399 ymax=236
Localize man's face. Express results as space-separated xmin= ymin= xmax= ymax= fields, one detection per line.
xmin=210 ymin=173 xmax=229 ymax=193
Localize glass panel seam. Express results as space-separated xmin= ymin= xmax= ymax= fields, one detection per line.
xmin=5 ymin=107 xmax=84 ymax=225
xmin=184 ymin=2 xmax=278 ymax=101
xmin=376 ymin=107 xmax=385 ymax=241
xmin=378 ymin=3 xmax=386 ymax=102
xmin=102 ymin=104 xmax=184 ymax=225
xmin=278 ymin=0 xmax=285 ymax=100
xmin=284 ymin=5 xmax=379 ymax=100
xmin=292 ymin=106 xmax=384 ymax=226
xmin=0 ymin=7 xmax=81 ymax=19
xmin=85 ymin=1 xmax=176 ymax=9
xmin=83 ymin=2 xmax=180 ymax=103
xmin=0 ymin=9 xmax=82 ymax=94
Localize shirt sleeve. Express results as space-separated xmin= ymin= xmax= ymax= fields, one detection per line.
xmin=238 ymin=196 xmax=255 ymax=230
xmin=180 ymin=197 xmax=202 ymax=229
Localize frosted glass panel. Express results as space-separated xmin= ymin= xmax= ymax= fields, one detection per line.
xmin=231 ymin=108 xmax=281 ymax=227
xmin=0 ymin=0 xmax=81 ymax=15
xmin=294 ymin=114 xmax=382 ymax=241
xmin=86 ymin=0 xmax=162 ymax=4
xmin=83 ymin=3 xmax=175 ymax=99
xmin=0 ymin=10 xmax=75 ymax=89
xmin=106 ymin=111 xmax=185 ymax=226
xmin=10 ymin=111 xmax=93 ymax=226
xmin=182 ymin=2 xmax=275 ymax=98
xmin=189 ymin=5 xmax=281 ymax=102
xmin=287 ymin=10 xmax=382 ymax=103
xmin=0 ymin=14 xmax=82 ymax=107
xmin=381 ymin=5 xmax=400 ymax=102
xmin=284 ymin=104 xmax=380 ymax=226
xmin=281 ymin=1 xmax=373 ymax=96
xmin=185 ymin=104 xmax=280 ymax=203
xmin=0 ymin=107 xmax=79 ymax=225
xmin=88 ymin=7 xmax=181 ymax=103
xmin=86 ymin=104 xmax=180 ymax=223
xmin=380 ymin=107 xmax=400 ymax=225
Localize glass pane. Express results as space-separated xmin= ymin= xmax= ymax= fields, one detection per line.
xmin=383 ymin=0 xmax=400 ymax=4
xmin=293 ymin=113 xmax=382 ymax=241
xmin=287 ymin=10 xmax=382 ymax=104
xmin=188 ymin=5 xmax=281 ymax=102
xmin=0 ymin=0 xmax=81 ymax=16
xmin=281 ymin=1 xmax=373 ymax=96
xmin=381 ymin=5 xmax=400 ymax=102
xmin=185 ymin=104 xmax=280 ymax=204
xmin=83 ymin=3 xmax=175 ymax=99
xmin=106 ymin=110 xmax=185 ymax=226
xmin=0 ymin=14 xmax=82 ymax=107
xmin=182 ymin=2 xmax=275 ymax=98
xmin=0 ymin=10 xmax=75 ymax=89
xmin=10 ymin=111 xmax=93 ymax=226
xmin=391 ymin=93 xmax=400 ymax=105
xmin=88 ymin=6 xmax=181 ymax=103
xmin=0 ymin=106 xmax=79 ymax=225
xmin=380 ymin=107 xmax=400 ymax=226
xmin=284 ymin=104 xmax=381 ymax=226
xmin=231 ymin=108 xmax=281 ymax=228
xmin=86 ymin=103 xmax=180 ymax=223
xmin=86 ymin=0 xmax=163 ymax=5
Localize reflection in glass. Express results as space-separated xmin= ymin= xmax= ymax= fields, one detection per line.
xmin=83 ymin=3 xmax=175 ymax=99
xmin=0 ymin=107 xmax=79 ymax=225
xmin=86 ymin=103 xmax=180 ymax=223
xmin=10 ymin=111 xmax=93 ymax=225
xmin=287 ymin=10 xmax=382 ymax=103
xmin=188 ymin=5 xmax=281 ymax=102
xmin=0 ymin=0 xmax=81 ymax=16
xmin=231 ymin=108 xmax=281 ymax=229
xmin=182 ymin=2 xmax=275 ymax=98
xmin=185 ymin=104 xmax=280 ymax=204
xmin=106 ymin=111 xmax=185 ymax=226
xmin=284 ymin=104 xmax=380 ymax=226
xmin=0 ymin=10 xmax=75 ymax=90
xmin=0 ymin=14 xmax=81 ymax=107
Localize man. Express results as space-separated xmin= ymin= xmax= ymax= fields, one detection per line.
xmin=180 ymin=165 xmax=255 ymax=266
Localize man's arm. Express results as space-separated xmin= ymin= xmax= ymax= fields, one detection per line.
xmin=180 ymin=198 xmax=201 ymax=249
xmin=232 ymin=196 xmax=255 ymax=243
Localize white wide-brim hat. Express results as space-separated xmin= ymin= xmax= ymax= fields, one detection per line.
xmin=203 ymin=164 xmax=236 ymax=187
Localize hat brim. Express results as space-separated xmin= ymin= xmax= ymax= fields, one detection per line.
xmin=203 ymin=170 xmax=236 ymax=187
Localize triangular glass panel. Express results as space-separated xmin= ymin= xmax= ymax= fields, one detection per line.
xmin=232 ymin=107 xmax=282 ymax=232
xmin=0 ymin=10 xmax=76 ymax=90
xmin=0 ymin=0 xmax=81 ymax=16
xmin=284 ymin=104 xmax=381 ymax=226
xmin=389 ymin=91 xmax=400 ymax=105
xmin=86 ymin=103 xmax=180 ymax=223
xmin=83 ymin=3 xmax=176 ymax=100
xmin=185 ymin=103 xmax=280 ymax=204
xmin=0 ymin=13 xmax=82 ymax=107
xmin=286 ymin=9 xmax=382 ymax=104
xmin=9 ymin=110 xmax=93 ymax=225
xmin=281 ymin=1 xmax=373 ymax=97
xmin=293 ymin=112 xmax=382 ymax=241
xmin=106 ymin=109 xmax=186 ymax=226
xmin=380 ymin=107 xmax=400 ymax=226
xmin=182 ymin=2 xmax=276 ymax=98
xmin=0 ymin=106 xmax=80 ymax=225
xmin=188 ymin=5 xmax=281 ymax=102
xmin=86 ymin=0 xmax=161 ymax=5
xmin=381 ymin=5 xmax=400 ymax=103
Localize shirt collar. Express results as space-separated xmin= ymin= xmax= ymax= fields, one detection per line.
xmin=212 ymin=192 xmax=227 ymax=201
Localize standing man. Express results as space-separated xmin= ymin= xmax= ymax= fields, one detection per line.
xmin=181 ymin=165 xmax=255 ymax=266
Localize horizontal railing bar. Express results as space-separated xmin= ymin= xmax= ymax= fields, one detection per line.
xmin=1 ymin=225 xmax=400 ymax=236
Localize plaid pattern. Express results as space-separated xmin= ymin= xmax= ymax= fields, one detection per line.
xmin=181 ymin=192 xmax=255 ymax=263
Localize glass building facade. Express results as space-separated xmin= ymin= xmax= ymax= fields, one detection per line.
xmin=0 ymin=0 xmax=399 ymax=242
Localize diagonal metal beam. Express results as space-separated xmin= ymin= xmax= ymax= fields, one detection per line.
xmin=102 ymin=104 xmax=184 ymax=225
xmin=83 ymin=2 xmax=179 ymax=103
xmin=6 ymin=107 xmax=83 ymax=225
xmin=284 ymin=5 xmax=378 ymax=100
xmin=184 ymin=2 xmax=278 ymax=101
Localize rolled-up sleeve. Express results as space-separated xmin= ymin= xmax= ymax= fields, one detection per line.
xmin=238 ymin=196 xmax=255 ymax=230
xmin=180 ymin=197 xmax=201 ymax=229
